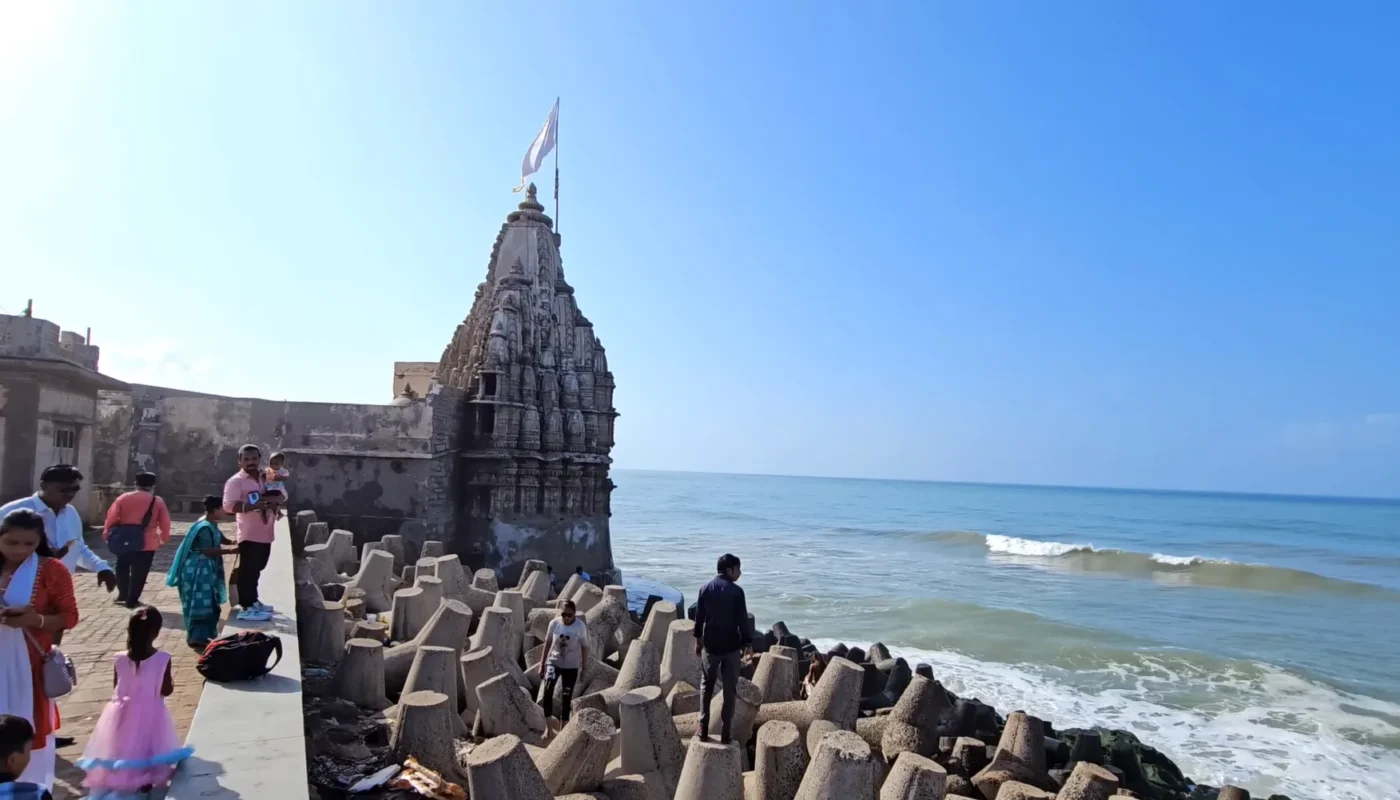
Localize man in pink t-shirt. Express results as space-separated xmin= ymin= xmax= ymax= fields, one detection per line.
xmin=222 ymin=443 xmax=279 ymax=621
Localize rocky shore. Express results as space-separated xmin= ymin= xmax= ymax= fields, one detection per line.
xmin=291 ymin=512 xmax=1289 ymax=800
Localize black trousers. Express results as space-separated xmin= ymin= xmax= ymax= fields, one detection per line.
xmin=237 ymin=541 xmax=273 ymax=608
xmin=699 ymin=649 xmax=743 ymax=740
xmin=115 ymin=550 xmax=156 ymax=605
xmin=540 ymin=665 xmax=579 ymax=721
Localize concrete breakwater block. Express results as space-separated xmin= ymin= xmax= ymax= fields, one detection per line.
xmin=794 ymin=729 xmax=876 ymax=799
xmin=473 ymin=568 xmax=500 ymax=592
xmin=674 ymin=738 xmax=744 ymax=800
xmin=616 ymin=686 xmax=685 ymax=788
xmin=879 ymin=751 xmax=946 ymax=799
xmin=753 ymin=650 xmax=798 ymax=704
xmin=403 ymin=645 xmax=469 ymax=736
xmin=464 ymin=733 xmax=553 ymax=800
xmin=661 ymin=619 xmax=701 ymax=695
xmin=390 ymin=577 xmax=442 ymax=643
xmin=534 ymin=707 xmax=617 ymax=795
xmin=332 ymin=638 xmax=390 ymax=711
xmin=996 ymin=781 xmax=1054 ymax=800
xmin=390 ymin=690 xmax=461 ymax=782
xmin=1055 ymin=761 xmax=1119 ymax=800
xmin=973 ymin=711 xmax=1053 ymax=799
xmin=640 ymin=600 xmax=679 ymax=654
xmin=755 ymin=656 xmax=864 ymax=736
xmin=754 ymin=720 xmax=809 ymax=800
xmin=384 ymin=598 xmax=473 ymax=697
xmin=345 ymin=549 xmax=396 ymax=614
xmin=474 ymin=672 xmax=547 ymax=744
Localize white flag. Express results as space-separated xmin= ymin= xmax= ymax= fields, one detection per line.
xmin=514 ymin=99 xmax=558 ymax=193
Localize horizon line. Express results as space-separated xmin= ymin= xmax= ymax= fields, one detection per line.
xmin=610 ymin=466 xmax=1400 ymax=504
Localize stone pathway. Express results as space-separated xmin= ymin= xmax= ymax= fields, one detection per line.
xmin=51 ymin=518 xmax=234 ymax=800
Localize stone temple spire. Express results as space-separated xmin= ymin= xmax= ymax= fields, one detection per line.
xmin=436 ymin=187 xmax=618 ymax=582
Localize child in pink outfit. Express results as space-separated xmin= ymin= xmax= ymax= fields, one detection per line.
xmin=78 ymin=606 xmax=192 ymax=798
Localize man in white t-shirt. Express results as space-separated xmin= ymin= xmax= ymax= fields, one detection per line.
xmin=537 ymin=599 xmax=589 ymax=728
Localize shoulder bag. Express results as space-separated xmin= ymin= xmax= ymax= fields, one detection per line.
xmin=25 ymin=628 xmax=76 ymax=699
xmin=108 ymin=495 xmax=158 ymax=557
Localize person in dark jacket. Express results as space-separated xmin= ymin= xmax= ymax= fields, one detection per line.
xmin=693 ymin=553 xmax=751 ymax=743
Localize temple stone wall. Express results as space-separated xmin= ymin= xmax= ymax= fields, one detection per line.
xmin=93 ymin=384 xmax=465 ymax=546
xmin=436 ymin=185 xmax=620 ymax=584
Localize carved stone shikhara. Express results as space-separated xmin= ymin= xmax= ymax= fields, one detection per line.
xmin=436 ymin=184 xmax=619 ymax=583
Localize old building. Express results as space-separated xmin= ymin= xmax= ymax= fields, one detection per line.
xmin=0 ymin=311 xmax=130 ymax=521
xmin=437 ymin=184 xmax=619 ymax=582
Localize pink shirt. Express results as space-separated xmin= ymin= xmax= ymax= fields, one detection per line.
xmin=103 ymin=490 xmax=172 ymax=551
xmin=223 ymin=471 xmax=276 ymax=544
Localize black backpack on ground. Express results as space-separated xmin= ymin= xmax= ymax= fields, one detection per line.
xmin=197 ymin=631 xmax=283 ymax=682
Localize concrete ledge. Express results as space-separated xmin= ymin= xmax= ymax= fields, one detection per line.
xmin=167 ymin=517 xmax=309 ymax=800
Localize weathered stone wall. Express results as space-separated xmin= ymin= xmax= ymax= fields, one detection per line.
xmin=94 ymin=384 xmax=465 ymax=541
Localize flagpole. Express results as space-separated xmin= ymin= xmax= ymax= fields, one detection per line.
xmin=554 ymin=96 xmax=560 ymax=233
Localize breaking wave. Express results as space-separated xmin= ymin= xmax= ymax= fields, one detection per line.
xmin=910 ymin=531 xmax=1400 ymax=599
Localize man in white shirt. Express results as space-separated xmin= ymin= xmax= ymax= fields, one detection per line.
xmin=0 ymin=464 xmax=118 ymax=590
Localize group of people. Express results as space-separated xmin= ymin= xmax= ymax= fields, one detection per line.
xmin=0 ymin=443 xmax=289 ymax=797
xmin=532 ymin=553 xmax=754 ymax=744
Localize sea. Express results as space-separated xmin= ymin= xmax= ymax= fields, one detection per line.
xmin=609 ymin=469 xmax=1400 ymax=800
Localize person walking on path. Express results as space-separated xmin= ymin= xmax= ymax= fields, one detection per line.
xmin=0 ymin=509 xmax=80 ymax=790
xmin=102 ymin=472 xmax=172 ymax=608
xmin=693 ymin=553 xmax=752 ymax=744
xmin=77 ymin=606 xmax=193 ymax=798
xmin=0 ymin=465 xmax=117 ymax=598
xmin=166 ymin=496 xmax=238 ymax=649
xmin=537 ymin=599 xmax=588 ymax=733
xmin=222 ymin=444 xmax=278 ymax=622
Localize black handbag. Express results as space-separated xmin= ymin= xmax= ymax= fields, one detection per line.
xmin=108 ymin=495 xmax=157 ymax=556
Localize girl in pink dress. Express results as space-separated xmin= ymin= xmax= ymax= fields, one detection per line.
xmin=78 ymin=606 xmax=192 ymax=798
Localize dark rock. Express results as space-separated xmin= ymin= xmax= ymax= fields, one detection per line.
xmin=868 ymin=642 xmax=892 ymax=662
xmin=941 ymin=699 xmax=979 ymax=737
xmin=830 ymin=643 xmax=849 ymax=658
xmin=915 ymin=663 xmax=934 ymax=680
xmin=847 ymin=646 xmax=866 ymax=664
xmin=1065 ymin=729 xmax=1105 ymax=766
xmin=859 ymin=662 xmax=887 ymax=697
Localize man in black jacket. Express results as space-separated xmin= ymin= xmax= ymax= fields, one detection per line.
xmin=693 ymin=553 xmax=751 ymax=743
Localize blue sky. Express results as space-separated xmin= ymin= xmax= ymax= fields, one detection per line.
xmin=2 ymin=2 xmax=1397 ymax=497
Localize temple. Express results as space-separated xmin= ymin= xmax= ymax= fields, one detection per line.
xmin=436 ymin=184 xmax=619 ymax=583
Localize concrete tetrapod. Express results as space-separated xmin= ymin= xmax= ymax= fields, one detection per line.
xmin=880 ymin=751 xmax=947 ymax=800
xmin=384 ymin=598 xmax=474 ymax=697
xmin=389 ymin=579 xmax=443 ymax=643
xmin=305 ymin=521 xmax=330 ymax=546
xmin=673 ymin=738 xmax=744 ymax=800
xmin=420 ymin=540 xmax=445 ymax=559
xmin=753 ymin=650 xmax=798 ymax=703
xmin=520 ymin=567 xmax=552 ymax=603
xmin=534 ymin=706 xmax=617 ymax=795
xmin=972 ymin=712 xmax=1052 ymax=799
xmin=857 ymin=674 xmax=944 ymax=760
xmin=470 ymin=606 xmax=530 ymax=688
xmin=755 ymin=656 xmax=865 ymax=735
xmin=995 ymin=782 xmax=1053 ymax=800
xmin=474 ymin=672 xmax=548 ymax=744
xmin=389 ymin=691 xmax=461 ymax=782
xmin=300 ymin=600 xmax=346 ymax=665
xmin=615 ymin=686 xmax=686 ymax=792
xmin=345 ymin=549 xmax=396 ymax=614
xmin=327 ymin=529 xmax=358 ymax=574
xmin=1054 ymin=762 xmax=1119 ymax=800
xmin=473 ymin=568 xmax=500 ymax=592
xmin=573 ymin=582 xmax=605 ymax=613
xmin=582 ymin=639 xmax=661 ymax=721
xmin=1214 ymin=788 xmax=1250 ymax=800
xmin=403 ymin=645 xmax=470 ymax=736
xmin=640 ymin=600 xmax=678 ymax=654
xmin=753 ymin=720 xmax=809 ymax=800
xmin=492 ymin=589 xmax=527 ymax=662
xmin=583 ymin=588 xmax=629 ymax=658
xmin=465 ymin=733 xmax=553 ymax=800
xmin=556 ymin=572 xmax=585 ymax=603
xmin=377 ymin=533 xmax=405 ymax=573
xmin=460 ymin=646 xmax=506 ymax=725
xmin=795 ymin=729 xmax=877 ymax=800
xmin=332 ymin=638 xmax=391 ymax=710
xmin=661 ymin=619 xmax=702 ymax=695
xmin=350 ymin=619 xmax=388 ymax=643
xmin=304 ymin=543 xmax=346 ymax=585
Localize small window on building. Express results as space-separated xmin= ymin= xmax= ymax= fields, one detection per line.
xmin=479 ymin=405 xmax=496 ymax=437
xmin=53 ymin=426 xmax=77 ymax=465
xmin=483 ymin=374 xmax=498 ymax=397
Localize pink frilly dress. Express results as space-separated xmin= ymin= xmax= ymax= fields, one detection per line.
xmin=78 ymin=650 xmax=193 ymax=798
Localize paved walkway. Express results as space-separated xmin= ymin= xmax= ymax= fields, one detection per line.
xmin=51 ymin=518 xmax=233 ymax=800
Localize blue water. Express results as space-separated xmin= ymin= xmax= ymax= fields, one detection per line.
xmin=609 ymin=470 xmax=1400 ymax=800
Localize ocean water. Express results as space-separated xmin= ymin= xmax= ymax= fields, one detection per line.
xmin=609 ymin=469 xmax=1400 ymax=800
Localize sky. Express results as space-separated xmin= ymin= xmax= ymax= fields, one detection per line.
xmin=2 ymin=2 xmax=1397 ymax=498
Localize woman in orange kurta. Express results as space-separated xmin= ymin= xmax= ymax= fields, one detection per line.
xmin=0 ymin=507 xmax=80 ymax=790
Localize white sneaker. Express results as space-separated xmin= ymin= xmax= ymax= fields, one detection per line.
xmin=237 ymin=608 xmax=272 ymax=622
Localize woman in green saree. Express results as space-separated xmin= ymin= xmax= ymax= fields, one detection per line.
xmin=165 ymin=495 xmax=237 ymax=648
